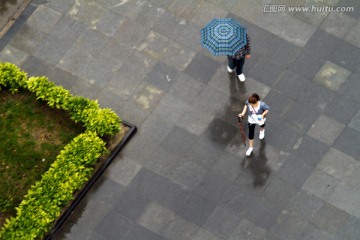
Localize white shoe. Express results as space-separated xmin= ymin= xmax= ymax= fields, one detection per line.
xmin=246 ymin=147 xmax=253 ymax=156
xmin=259 ymin=129 xmax=265 ymax=140
xmin=238 ymin=73 xmax=246 ymax=82
xmin=227 ymin=66 xmax=234 ymax=73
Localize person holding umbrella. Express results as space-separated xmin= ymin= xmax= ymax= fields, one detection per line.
xmin=201 ymin=18 xmax=250 ymax=82
xmin=238 ymin=93 xmax=270 ymax=156
xmin=227 ymin=33 xmax=251 ymax=82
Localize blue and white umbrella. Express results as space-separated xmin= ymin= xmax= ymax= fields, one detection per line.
xmin=200 ymin=18 xmax=247 ymax=56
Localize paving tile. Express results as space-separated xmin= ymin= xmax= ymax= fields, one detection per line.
xmin=161 ymin=42 xmax=196 ymax=71
xmin=63 ymin=198 xmax=112 ymax=230
xmin=20 ymin=55 xmax=52 ymax=77
xmin=274 ymin=70 xmax=308 ymax=101
xmin=265 ymin=117 xmax=302 ymax=152
xmin=276 ymin=156 xmax=314 ymax=188
xmin=27 ymin=5 xmax=62 ymax=33
xmin=112 ymin=18 xmax=149 ymax=49
xmin=338 ymin=0 xmax=360 ymax=18
xmin=260 ymin=177 xmax=299 ymax=208
xmin=190 ymin=227 xmax=220 ymax=240
xmin=317 ymin=148 xmax=357 ymax=180
xmin=162 ymin=213 xmax=199 ymax=240
xmin=123 ymin=224 xmax=167 ymax=240
xmin=211 ymin=151 xmax=243 ymax=182
xmin=126 ymin=81 xmax=165 ymax=116
xmin=246 ymin=197 xmax=284 ymax=230
xmin=325 ymin=96 xmax=360 ymax=125
xmin=94 ymin=210 xmax=133 ymax=240
xmin=203 ymin=205 xmax=241 ymax=239
xmin=174 ymin=192 xmax=217 ymax=225
xmin=201 ymin=118 xmax=238 ymax=149
xmin=335 ymin=216 xmax=360 ymax=240
xmin=152 ymin=11 xmax=181 ymax=40
xmin=177 ymin=107 xmax=215 ymax=137
xmin=291 ymin=135 xmax=329 ymax=167
xmin=0 ymin=45 xmax=29 ymax=65
xmin=320 ymin=12 xmax=357 ymax=38
xmin=328 ymin=181 xmax=360 ymax=214
xmin=338 ymin=70 xmax=360 ymax=104
xmin=228 ymin=219 xmax=267 ymax=240
xmin=91 ymin=8 xmax=123 ymax=36
xmin=348 ymin=110 xmax=360 ymax=131
xmin=232 ymin=1 xmax=316 ymax=47
xmin=288 ymin=49 xmax=326 ymax=81
xmin=128 ymin=167 xmax=189 ymax=212
xmin=192 ymin=85 xmax=229 ymax=116
xmin=50 ymin=15 xmax=86 ymax=43
xmin=45 ymin=0 xmax=76 ymax=13
xmin=261 ymin=89 xmax=293 ymax=118
xmin=305 ymin=30 xmax=342 ymax=59
xmin=130 ymin=2 xmax=165 ymax=29
xmin=143 ymin=61 xmax=180 ymax=92
xmin=66 ymin=0 xmax=102 ymax=23
xmin=168 ymin=161 xmax=207 ymax=190
xmin=307 ymin=115 xmax=345 ymax=146
xmin=333 ymin=126 xmax=360 ymax=159
xmin=294 ymin=1 xmax=331 ymax=26
xmin=87 ymin=176 xmax=126 ymax=204
xmin=112 ymin=187 xmax=150 ymax=222
xmin=249 ymin=58 xmax=284 ymax=87
xmin=58 ymin=45 xmax=93 ymax=76
xmin=283 ymin=190 xmax=324 ymax=222
xmin=168 ymin=0 xmax=203 ymax=21
xmin=315 ymin=61 xmax=351 ymax=92
xmin=345 ymin=20 xmax=360 ymax=48
xmin=298 ymin=80 xmax=336 ymax=112
xmin=10 ymin=24 xmax=44 ymax=53
xmin=46 ymin=66 xmax=78 ymax=90
xmin=70 ymin=77 xmax=103 ymax=100
xmin=106 ymin=157 xmax=142 ymax=187
xmin=269 ymin=211 xmax=308 ymax=240
xmin=310 ymin=202 xmax=350 ymax=235
xmin=161 ymin=126 xmax=198 ymax=157
xmin=298 ymin=223 xmax=335 ymax=240
xmin=191 ymin=1 xmax=228 ymax=27
xmin=301 ymin=169 xmax=340 ymax=201
xmin=184 ymin=52 xmax=221 ymax=84
xmin=73 ymin=27 xmax=109 ymax=55
xmin=33 ymin=34 xmax=73 ymax=65
xmin=152 ymin=93 xmax=191 ymax=124
xmin=137 ymin=31 xmax=170 ymax=61
xmin=169 ymin=73 xmax=205 ymax=105
xmin=194 ymin=172 xmax=232 ymax=204
xmin=184 ymin=137 xmax=223 ymax=170
xmin=137 ymin=201 xmax=176 ymax=235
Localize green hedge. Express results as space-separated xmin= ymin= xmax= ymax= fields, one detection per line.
xmin=0 ymin=62 xmax=122 ymax=239
xmin=0 ymin=131 xmax=106 ymax=239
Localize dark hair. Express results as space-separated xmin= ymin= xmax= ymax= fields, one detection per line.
xmin=252 ymin=93 xmax=260 ymax=101
xmin=248 ymin=93 xmax=260 ymax=104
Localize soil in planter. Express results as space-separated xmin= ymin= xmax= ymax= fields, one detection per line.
xmin=0 ymin=89 xmax=85 ymax=227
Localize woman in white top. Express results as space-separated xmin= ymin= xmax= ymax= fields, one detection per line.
xmin=238 ymin=93 xmax=270 ymax=156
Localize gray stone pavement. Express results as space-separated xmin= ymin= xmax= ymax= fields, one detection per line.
xmin=1 ymin=0 xmax=360 ymax=239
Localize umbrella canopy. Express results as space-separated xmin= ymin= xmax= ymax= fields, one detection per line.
xmin=201 ymin=18 xmax=247 ymax=56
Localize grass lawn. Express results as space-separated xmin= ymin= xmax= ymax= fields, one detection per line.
xmin=0 ymin=89 xmax=84 ymax=226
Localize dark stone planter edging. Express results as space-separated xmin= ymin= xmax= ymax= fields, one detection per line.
xmin=44 ymin=120 xmax=137 ymax=240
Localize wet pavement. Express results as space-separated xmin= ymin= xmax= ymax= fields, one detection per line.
xmin=1 ymin=0 xmax=360 ymax=239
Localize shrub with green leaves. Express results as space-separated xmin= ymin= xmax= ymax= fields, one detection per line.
xmin=0 ymin=62 xmax=124 ymax=239
xmin=0 ymin=131 xmax=107 ymax=239
xmin=0 ymin=62 xmax=27 ymax=93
